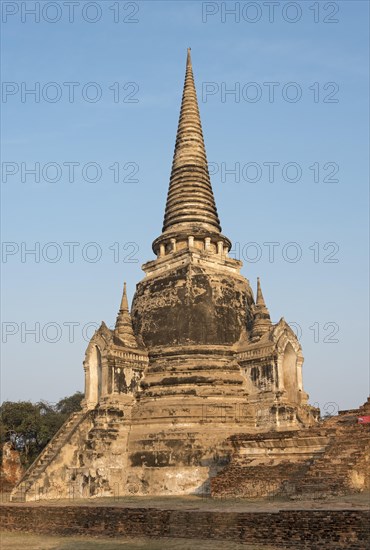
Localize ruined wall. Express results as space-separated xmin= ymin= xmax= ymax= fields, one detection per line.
xmin=1 ymin=505 xmax=369 ymax=549
xmin=13 ymin=406 xmax=136 ymax=502
xmin=0 ymin=443 xmax=24 ymax=492
xmin=211 ymin=413 xmax=370 ymax=500
xmin=211 ymin=429 xmax=329 ymax=498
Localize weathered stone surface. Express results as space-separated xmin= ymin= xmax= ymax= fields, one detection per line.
xmin=131 ymin=257 xmax=254 ymax=348
xmin=0 ymin=443 xmax=24 ymax=492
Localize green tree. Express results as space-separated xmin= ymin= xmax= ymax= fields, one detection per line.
xmin=55 ymin=391 xmax=84 ymax=418
xmin=0 ymin=391 xmax=84 ymax=467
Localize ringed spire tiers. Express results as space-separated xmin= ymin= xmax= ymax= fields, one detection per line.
xmin=152 ymin=48 xmax=231 ymax=257
xmin=251 ymin=278 xmax=272 ymax=341
xmin=115 ymin=282 xmax=138 ymax=348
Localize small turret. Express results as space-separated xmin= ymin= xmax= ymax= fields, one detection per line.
xmin=115 ymin=282 xmax=138 ymax=348
xmin=251 ymin=277 xmax=272 ymax=341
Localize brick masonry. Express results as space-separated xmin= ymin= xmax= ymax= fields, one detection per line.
xmin=0 ymin=505 xmax=369 ymax=549
xmin=211 ymin=403 xmax=370 ymax=500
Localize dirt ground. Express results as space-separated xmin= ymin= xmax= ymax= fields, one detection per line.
xmin=0 ymin=532 xmax=278 ymax=550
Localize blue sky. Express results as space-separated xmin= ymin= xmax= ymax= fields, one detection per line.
xmin=1 ymin=0 xmax=369 ymax=411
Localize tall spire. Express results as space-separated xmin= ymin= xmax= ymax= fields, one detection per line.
xmin=251 ymin=278 xmax=272 ymax=341
xmin=115 ymin=283 xmax=138 ymax=348
xmin=163 ymin=47 xmax=221 ymax=233
xmin=152 ymin=49 xmax=231 ymax=256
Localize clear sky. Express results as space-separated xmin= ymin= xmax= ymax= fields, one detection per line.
xmin=1 ymin=0 xmax=369 ymax=412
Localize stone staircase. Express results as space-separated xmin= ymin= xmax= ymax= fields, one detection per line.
xmin=10 ymin=409 xmax=90 ymax=502
xmin=211 ymin=429 xmax=329 ymax=498
xmin=293 ymin=422 xmax=370 ymax=498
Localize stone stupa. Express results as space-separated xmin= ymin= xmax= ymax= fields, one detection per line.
xmin=11 ymin=49 xmax=318 ymax=501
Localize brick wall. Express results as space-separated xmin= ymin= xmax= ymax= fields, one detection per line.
xmin=0 ymin=505 xmax=369 ymax=549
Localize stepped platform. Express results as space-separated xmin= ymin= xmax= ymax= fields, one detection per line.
xmin=211 ymin=400 xmax=370 ymax=500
